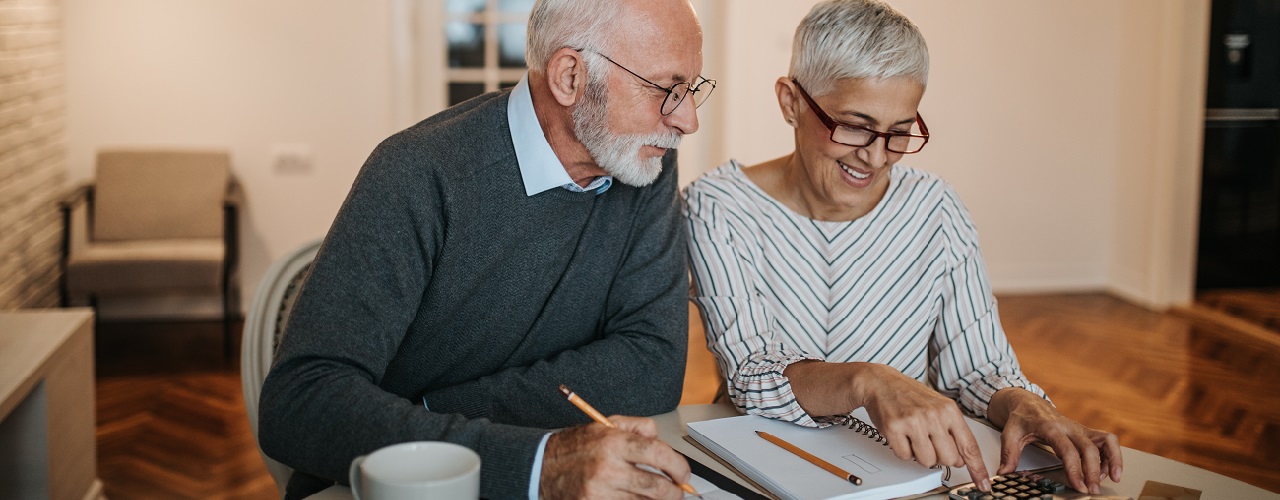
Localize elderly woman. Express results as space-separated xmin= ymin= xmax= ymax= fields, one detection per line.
xmin=684 ymin=0 xmax=1122 ymax=494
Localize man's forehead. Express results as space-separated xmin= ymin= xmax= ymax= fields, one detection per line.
xmin=617 ymin=49 xmax=703 ymax=85
xmin=613 ymin=3 xmax=701 ymax=51
xmin=596 ymin=0 xmax=702 ymax=81
xmin=612 ymin=34 xmax=704 ymax=82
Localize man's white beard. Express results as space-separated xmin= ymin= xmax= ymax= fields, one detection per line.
xmin=573 ymin=77 xmax=682 ymax=187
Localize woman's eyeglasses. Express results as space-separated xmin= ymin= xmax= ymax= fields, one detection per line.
xmin=793 ymin=79 xmax=929 ymax=154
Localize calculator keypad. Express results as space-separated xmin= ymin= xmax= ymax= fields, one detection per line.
xmin=948 ymin=471 xmax=1068 ymax=500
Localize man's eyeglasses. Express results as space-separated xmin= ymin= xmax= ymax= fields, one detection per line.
xmin=792 ymin=80 xmax=929 ymax=154
xmin=580 ymin=49 xmax=716 ymax=116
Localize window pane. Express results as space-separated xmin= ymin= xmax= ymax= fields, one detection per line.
xmin=498 ymin=0 xmax=535 ymax=14
xmin=446 ymin=0 xmax=486 ymax=15
xmin=447 ymin=23 xmax=485 ymax=68
xmin=498 ymin=23 xmax=526 ymax=68
xmin=500 ymin=81 xmax=520 ymax=91
xmin=449 ymin=83 xmax=487 ymax=105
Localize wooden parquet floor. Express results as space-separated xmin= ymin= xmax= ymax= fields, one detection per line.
xmin=997 ymin=293 xmax=1280 ymax=494
xmin=1195 ymin=288 xmax=1280 ymax=333
xmin=93 ymin=293 xmax=1280 ymax=498
xmin=95 ymin=320 xmax=277 ymax=499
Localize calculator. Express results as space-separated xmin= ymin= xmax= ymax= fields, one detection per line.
xmin=947 ymin=471 xmax=1132 ymax=500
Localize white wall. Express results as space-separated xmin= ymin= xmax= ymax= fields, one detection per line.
xmin=1106 ymin=1 xmax=1208 ymax=309
xmin=64 ymin=0 xmax=396 ymax=317
xmin=62 ymin=0 xmax=1208 ymax=316
xmin=707 ymin=0 xmax=1208 ymax=304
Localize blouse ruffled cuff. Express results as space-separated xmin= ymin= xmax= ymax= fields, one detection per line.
xmin=729 ymin=352 xmax=832 ymax=428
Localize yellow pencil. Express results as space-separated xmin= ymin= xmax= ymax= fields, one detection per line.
xmin=757 ymin=430 xmax=863 ymax=486
xmin=558 ymin=384 xmax=700 ymax=496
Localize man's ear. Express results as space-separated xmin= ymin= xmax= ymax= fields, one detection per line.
xmin=776 ymin=77 xmax=800 ymax=128
xmin=543 ymin=47 xmax=587 ymax=107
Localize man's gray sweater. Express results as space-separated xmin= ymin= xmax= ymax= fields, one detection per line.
xmin=258 ymin=90 xmax=689 ymax=499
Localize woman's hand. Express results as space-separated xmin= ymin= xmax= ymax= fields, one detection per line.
xmin=988 ymin=388 xmax=1123 ymax=495
xmin=856 ymin=364 xmax=994 ymax=491
xmin=786 ymin=361 xmax=994 ymax=492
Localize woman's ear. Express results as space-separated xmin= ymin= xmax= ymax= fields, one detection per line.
xmin=776 ymin=77 xmax=800 ymax=127
xmin=543 ymin=47 xmax=587 ymax=107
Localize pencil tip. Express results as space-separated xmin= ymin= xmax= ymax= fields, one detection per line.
xmin=558 ymin=384 xmax=571 ymax=396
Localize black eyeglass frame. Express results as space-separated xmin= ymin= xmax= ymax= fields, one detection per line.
xmin=792 ymin=79 xmax=930 ymax=154
xmin=577 ymin=48 xmax=716 ymax=116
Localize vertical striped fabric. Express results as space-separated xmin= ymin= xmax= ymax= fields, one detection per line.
xmin=684 ymin=160 xmax=1046 ymax=428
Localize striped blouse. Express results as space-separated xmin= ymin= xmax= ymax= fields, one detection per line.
xmin=683 ymin=160 xmax=1046 ymax=427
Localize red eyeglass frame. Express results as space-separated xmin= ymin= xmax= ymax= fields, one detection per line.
xmin=792 ymin=79 xmax=930 ymax=154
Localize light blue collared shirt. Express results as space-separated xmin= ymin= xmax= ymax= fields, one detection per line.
xmin=508 ymin=74 xmax=612 ymax=196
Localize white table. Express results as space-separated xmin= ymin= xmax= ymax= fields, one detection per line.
xmin=659 ymin=404 xmax=1278 ymax=500
xmin=316 ymin=403 xmax=1279 ymax=499
xmin=0 ymin=309 xmax=101 ymax=500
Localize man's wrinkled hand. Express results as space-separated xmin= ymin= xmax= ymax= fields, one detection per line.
xmin=538 ymin=415 xmax=691 ymax=500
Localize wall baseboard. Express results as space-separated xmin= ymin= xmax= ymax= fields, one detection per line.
xmin=83 ymin=295 xmax=232 ymax=321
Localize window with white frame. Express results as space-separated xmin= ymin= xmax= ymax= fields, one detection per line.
xmin=443 ymin=0 xmax=534 ymax=105
xmin=390 ymin=0 xmax=721 ymax=184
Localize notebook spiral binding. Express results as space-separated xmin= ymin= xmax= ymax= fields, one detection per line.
xmin=844 ymin=415 xmax=890 ymax=446
xmin=839 ymin=413 xmax=952 ymax=477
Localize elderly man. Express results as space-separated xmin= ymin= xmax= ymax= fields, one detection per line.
xmin=257 ymin=0 xmax=712 ymax=498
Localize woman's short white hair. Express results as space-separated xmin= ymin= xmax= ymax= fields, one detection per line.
xmin=790 ymin=0 xmax=929 ymax=97
xmin=525 ymin=0 xmax=623 ymax=77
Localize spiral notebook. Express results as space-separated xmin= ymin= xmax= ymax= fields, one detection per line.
xmin=686 ymin=407 xmax=1061 ymax=500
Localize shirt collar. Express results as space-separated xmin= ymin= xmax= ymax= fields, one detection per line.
xmin=509 ymin=74 xmax=613 ymax=196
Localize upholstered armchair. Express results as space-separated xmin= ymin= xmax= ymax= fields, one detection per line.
xmin=60 ymin=150 xmax=242 ymax=357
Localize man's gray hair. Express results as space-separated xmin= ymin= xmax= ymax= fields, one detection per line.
xmin=526 ymin=0 xmax=623 ymax=75
xmin=790 ymin=0 xmax=929 ymax=97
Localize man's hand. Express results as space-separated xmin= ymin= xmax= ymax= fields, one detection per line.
xmin=539 ymin=415 xmax=692 ymax=500
xmin=989 ymin=389 xmax=1123 ymax=495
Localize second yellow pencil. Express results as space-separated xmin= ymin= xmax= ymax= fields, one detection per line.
xmin=756 ymin=430 xmax=863 ymax=485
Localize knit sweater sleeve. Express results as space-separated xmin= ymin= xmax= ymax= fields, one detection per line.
xmin=420 ymin=153 xmax=689 ymax=422
xmin=258 ymin=138 xmax=547 ymax=499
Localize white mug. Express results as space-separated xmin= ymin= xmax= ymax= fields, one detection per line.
xmin=349 ymin=441 xmax=481 ymax=500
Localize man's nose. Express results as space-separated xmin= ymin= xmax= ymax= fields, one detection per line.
xmin=663 ymin=95 xmax=700 ymax=135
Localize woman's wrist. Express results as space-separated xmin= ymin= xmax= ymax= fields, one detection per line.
xmin=988 ymin=387 xmax=1050 ymax=428
xmin=784 ymin=360 xmax=876 ymax=417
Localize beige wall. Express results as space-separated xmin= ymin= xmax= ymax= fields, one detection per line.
xmin=60 ymin=0 xmax=1209 ymax=315
xmin=707 ymin=0 xmax=1208 ymax=306
xmin=64 ymin=0 xmax=396 ymax=317
xmin=0 ymin=0 xmax=66 ymax=309
xmin=1107 ymin=1 xmax=1209 ymax=308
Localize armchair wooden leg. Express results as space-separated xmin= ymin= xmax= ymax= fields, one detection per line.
xmin=223 ymin=318 xmax=233 ymax=360
xmin=60 ymin=204 xmax=70 ymax=308
xmin=89 ymin=295 xmax=100 ymax=338
xmin=223 ymin=281 xmax=233 ymax=360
